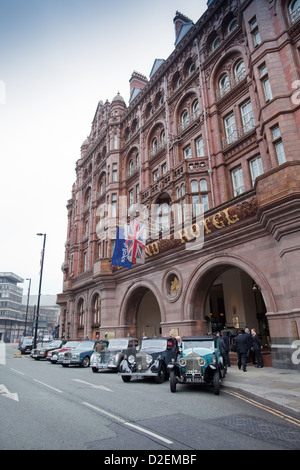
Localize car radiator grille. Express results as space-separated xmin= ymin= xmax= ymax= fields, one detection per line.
xmin=100 ymin=351 xmax=110 ymax=362
xmin=186 ymin=356 xmax=201 ymax=372
xmin=135 ymin=355 xmax=148 ymax=371
xmin=64 ymin=352 xmax=72 ymax=360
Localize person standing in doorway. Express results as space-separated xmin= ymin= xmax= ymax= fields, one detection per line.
xmin=233 ymin=329 xmax=249 ymax=372
xmin=251 ymin=328 xmax=264 ymax=368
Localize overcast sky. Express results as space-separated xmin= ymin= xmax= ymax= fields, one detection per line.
xmin=0 ymin=0 xmax=207 ymax=298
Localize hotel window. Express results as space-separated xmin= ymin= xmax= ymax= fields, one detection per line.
xmin=231 ymin=167 xmax=245 ymax=196
xmin=212 ymin=35 xmax=220 ymax=51
xmin=219 ymin=74 xmax=230 ymax=97
xmin=153 ymin=169 xmax=159 ymax=181
xmin=161 ymin=129 xmax=166 ymax=144
xmin=234 ymin=60 xmax=246 ymax=82
xmin=184 ymin=145 xmax=192 ymax=159
xmin=181 ymin=110 xmax=189 ymax=128
xmin=83 ymin=252 xmax=87 ymax=271
xmin=112 ymin=193 xmax=117 ymax=217
xmin=289 ymin=0 xmax=300 ymax=23
xmin=113 ymin=134 xmax=118 ymax=150
xmin=162 ymin=163 xmax=167 ymax=174
xmin=78 ymin=300 xmax=84 ymax=327
xmin=136 ymin=184 xmax=140 ymax=202
xmin=193 ymin=100 xmax=200 ymax=118
xmin=196 ymin=137 xmax=205 ymax=157
xmin=259 ymin=64 xmax=272 ymax=102
xmin=250 ymin=17 xmax=261 ymax=47
xmin=129 ymin=189 xmax=134 ymax=207
xmin=152 ymin=137 xmax=158 ymax=153
xmin=249 ymin=156 xmax=263 ymax=185
xmin=241 ymin=101 xmax=255 ymax=132
xmin=228 ymin=18 xmax=238 ymax=34
xmin=224 ymin=113 xmax=237 ymax=144
xmin=93 ymin=295 xmax=101 ymax=326
xmin=272 ymin=126 xmax=286 ymax=164
xmin=200 ymin=179 xmax=209 ymax=212
xmin=112 ymin=163 xmax=118 ymax=182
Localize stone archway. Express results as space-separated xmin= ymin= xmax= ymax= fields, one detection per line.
xmin=119 ymin=281 xmax=164 ymax=340
xmin=183 ymin=254 xmax=277 ymax=337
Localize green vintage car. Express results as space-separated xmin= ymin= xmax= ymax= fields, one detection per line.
xmin=167 ymin=336 xmax=226 ymax=395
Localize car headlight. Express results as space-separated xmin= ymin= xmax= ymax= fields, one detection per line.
xmin=128 ymin=355 xmax=135 ymax=364
xmin=146 ymin=354 xmax=152 ymax=365
xmin=198 ymin=357 xmax=206 ymax=367
xmin=72 ymin=353 xmax=79 ymax=359
xmin=179 ymin=358 xmax=186 ymax=366
xmin=212 ymin=353 xmax=217 ymax=364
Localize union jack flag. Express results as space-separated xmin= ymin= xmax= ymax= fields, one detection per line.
xmin=126 ymin=218 xmax=146 ymax=264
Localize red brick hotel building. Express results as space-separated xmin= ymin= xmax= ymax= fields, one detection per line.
xmin=57 ymin=0 xmax=300 ymax=369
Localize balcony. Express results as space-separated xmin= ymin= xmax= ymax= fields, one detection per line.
xmin=289 ymin=5 xmax=300 ymax=25
xmin=177 ymin=110 xmax=201 ymax=134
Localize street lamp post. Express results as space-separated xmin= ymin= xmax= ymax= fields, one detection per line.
xmin=24 ymin=278 xmax=31 ymax=336
xmin=33 ymin=233 xmax=46 ymax=349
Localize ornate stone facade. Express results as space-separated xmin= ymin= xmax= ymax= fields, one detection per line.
xmin=57 ymin=0 xmax=300 ymax=369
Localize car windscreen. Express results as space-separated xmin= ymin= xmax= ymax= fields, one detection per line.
xmin=141 ymin=339 xmax=167 ymax=351
xmin=75 ymin=341 xmax=94 ymax=350
xmin=23 ymin=338 xmax=33 ymax=345
xmin=182 ymin=340 xmax=214 ymax=350
xmin=64 ymin=342 xmax=80 ymax=348
xmin=48 ymin=341 xmax=62 ymax=348
xmin=108 ymin=340 xmax=128 ymax=349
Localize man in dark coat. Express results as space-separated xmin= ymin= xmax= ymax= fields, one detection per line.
xmin=251 ymin=328 xmax=264 ymax=368
xmin=233 ymin=329 xmax=249 ymax=371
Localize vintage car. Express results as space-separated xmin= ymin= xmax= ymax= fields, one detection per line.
xmin=119 ymin=336 xmax=178 ymax=383
xmin=167 ymin=336 xmax=226 ymax=395
xmin=47 ymin=341 xmax=81 ymax=363
xmin=31 ymin=340 xmax=65 ymax=360
xmin=61 ymin=340 xmax=99 ymax=368
xmin=19 ymin=336 xmax=34 ymax=354
xmin=90 ymin=337 xmax=139 ymax=373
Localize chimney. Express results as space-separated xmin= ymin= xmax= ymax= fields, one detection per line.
xmin=129 ymin=71 xmax=148 ymax=96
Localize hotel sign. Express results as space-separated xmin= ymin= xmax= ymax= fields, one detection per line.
xmin=145 ymin=196 xmax=258 ymax=258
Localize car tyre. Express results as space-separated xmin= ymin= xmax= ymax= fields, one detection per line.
xmin=121 ymin=375 xmax=131 ymax=382
xmin=82 ymin=356 xmax=90 ymax=368
xmin=155 ymin=365 xmax=166 ymax=384
xmin=213 ymin=370 xmax=220 ymax=395
xmin=170 ymin=370 xmax=177 ymax=393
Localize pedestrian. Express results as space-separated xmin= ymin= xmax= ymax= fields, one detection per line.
xmin=251 ymin=328 xmax=264 ymax=368
xmin=233 ymin=329 xmax=249 ymax=372
xmin=221 ymin=330 xmax=231 ymax=367
xmin=95 ymin=339 xmax=106 ymax=353
xmin=244 ymin=327 xmax=252 ymax=361
xmin=216 ymin=332 xmax=226 ymax=367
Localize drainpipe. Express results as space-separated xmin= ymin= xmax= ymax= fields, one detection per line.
xmin=194 ymin=38 xmax=215 ymax=207
xmin=163 ymin=76 xmax=171 ymax=171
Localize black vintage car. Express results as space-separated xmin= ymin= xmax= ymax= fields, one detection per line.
xmin=31 ymin=340 xmax=65 ymax=360
xmin=90 ymin=337 xmax=139 ymax=372
xmin=119 ymin=337 xmax=178 ymax=383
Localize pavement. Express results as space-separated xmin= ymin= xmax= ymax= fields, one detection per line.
xmin=223 ymin=364 xmax=300 ymax=416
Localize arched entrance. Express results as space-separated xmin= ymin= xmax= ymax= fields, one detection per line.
xmin=119 ymin=283 xmax=163 ymax=340
xmin=206 ymin=268 xmax=269 ymax=346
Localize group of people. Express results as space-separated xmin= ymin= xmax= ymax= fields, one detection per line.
xmin=223 ymin=328 xmax=263 ymax=372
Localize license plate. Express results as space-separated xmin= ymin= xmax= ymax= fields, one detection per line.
xmin=99 ymin=363 xmax=108 ymax=368
xmin=63 ymin=360 xmax=70 ymax=364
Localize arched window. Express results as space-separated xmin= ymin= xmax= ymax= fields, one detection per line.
xmin=191 ymin=180 xmax=199 ymax=193
xmin=200 ymin=179 xmax=208 ymax=191
xmin=228 ymin=18 xmax=238 ymax=33
xmin=219 ymin=74 xmax=230 ymax=97
xmin=290 ymin=0 xmax=300 ymax=22
xmin=129 ymin=159 xmax=134 ymax=175
xmin=212 ymin=36 xmax=221 ymax=51
xmin=93 ymin=295 xmax=101 ymax=326
xmin=78 ymin=300 xmax=84 ymax=327
xmin=152 ymin=137 xmax=158 ymax=152
xmin=181 ymin=110 xmax=189 ymax=127
xmin=234 ymin=60 xmax=246 ymax=82
xmin=161 ymin=129 xmax=165 ymax=144
xmin=193 ymin=100 xmax=200 ymax=117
